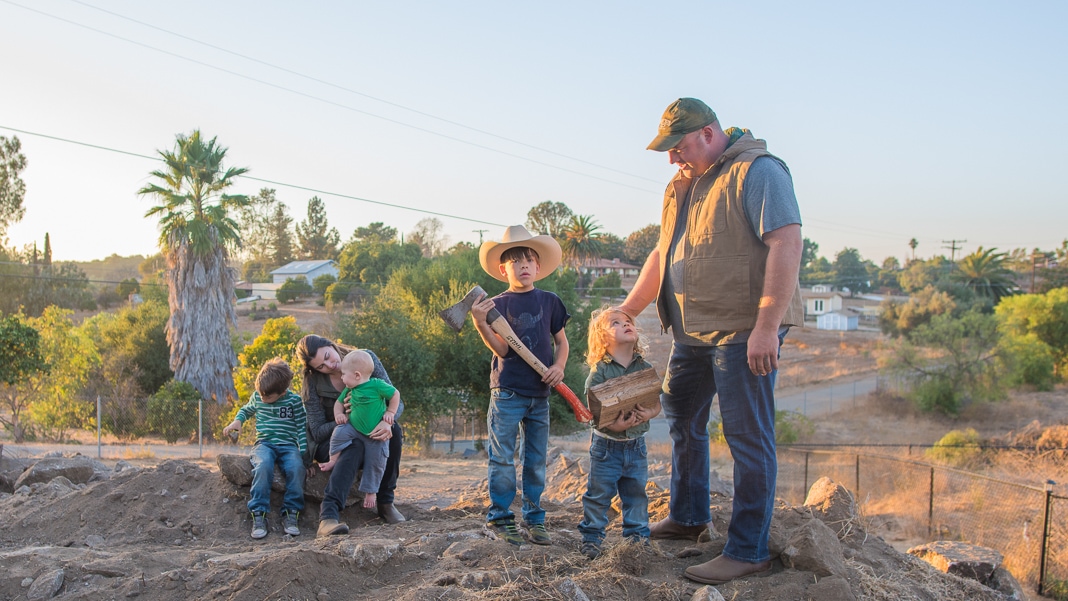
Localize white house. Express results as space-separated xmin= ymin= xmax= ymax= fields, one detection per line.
xmin=801 ymin=288 xmax=844 ymax=317
xmin=817 ymin=311 xmax=858 ymax=331
xmin=270 ymin=260 xmax=339 ymax=285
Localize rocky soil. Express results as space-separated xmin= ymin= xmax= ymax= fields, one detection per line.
xmin=0 ymin=445 xmax=1023 ymax=601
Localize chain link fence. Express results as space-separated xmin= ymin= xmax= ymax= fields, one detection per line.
xmin=779 ymin=446 xmax=1067 ymax=596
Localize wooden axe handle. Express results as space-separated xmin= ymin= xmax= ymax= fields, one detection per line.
xmin=486 ymin=310 xmax=593 ymax=423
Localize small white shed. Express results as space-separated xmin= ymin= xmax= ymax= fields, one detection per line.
xmin=816 ymin=311 xmax=858 ymax=331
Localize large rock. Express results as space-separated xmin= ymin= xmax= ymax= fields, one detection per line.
xmin=216 ymin=454 xmax=361 ymax=505
xmin=779 ymin=516 xmax=852 ymax=579
xmin=12 ymin=456 xmax=105 ymax=490
xmin=0 ymin=452 xmax=32 ymax=494
xmin=804 ymin=477 xmax=858 ymax=538
xmin=907 ymin=540 xmax=1003 ymax=583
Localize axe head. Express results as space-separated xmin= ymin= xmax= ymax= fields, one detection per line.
xmin=439 ymin=285 xmax=487 ymax=332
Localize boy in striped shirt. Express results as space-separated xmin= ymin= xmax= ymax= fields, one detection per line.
xmin=224 ymin=358 xmax=308 ymax=539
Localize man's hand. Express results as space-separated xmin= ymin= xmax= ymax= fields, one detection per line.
xmin=747 ymin=328 xmax=780 ymax=376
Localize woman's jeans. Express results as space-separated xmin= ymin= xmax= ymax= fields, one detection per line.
xmin=248 ymin=441 xmax=305 ymax=515
xmin=486 ymin=388 xmax=549 ymax=525
xmin=662 ymin=337 xmax=781 ymax=563
xmin=578 ymin=434 xmax=650 ymax=544
xmin=318 ymin=421 xmax=404 ymax=521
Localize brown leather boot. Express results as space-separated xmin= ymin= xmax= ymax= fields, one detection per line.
xmin=684 ymin=554 xmax=772 ymax=584
xmin=316 ymin=519 xmax=349 ymax=537
xmin=649 ymin=517 xmax=708 ymax=540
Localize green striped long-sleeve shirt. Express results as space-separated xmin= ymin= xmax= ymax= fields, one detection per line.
xmin=235 ymin=391 xmax=308 ymax=455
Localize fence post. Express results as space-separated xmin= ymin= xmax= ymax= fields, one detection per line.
xmin=96 ymin=396 xmax=102 ymax=459
xmin=803 ymin=452 xmax=810 ymax=498
xmin=855 ymin=455 xmax=860 ymax=500
xmin=198 ymin=398 xmax=204 ymax=459
xmin=927 ymin=467 xmax=935 ymax=536
xmin=1038 ymin=479 xmax=1055 ymax=596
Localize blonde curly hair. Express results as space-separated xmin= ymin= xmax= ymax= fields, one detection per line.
xmin=585 ymin=305 xmax=647 ymax=368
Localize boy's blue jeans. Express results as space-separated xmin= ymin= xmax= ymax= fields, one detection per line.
xmin=578 ymin=434 xmax=650 ymax=545
xmin=248 ymin=441 xmax=305 ymax=515
xmin=486 ymin=388 xmax=549 ymax=525
xmin=662 ymin=337 xmax=781 ymax=563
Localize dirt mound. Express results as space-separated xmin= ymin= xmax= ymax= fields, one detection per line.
xmin=0 ymin=451 xmax=1021 ymax=601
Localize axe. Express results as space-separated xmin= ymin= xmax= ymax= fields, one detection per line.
xmin=439 ymin=285 xmax=593 ymax=423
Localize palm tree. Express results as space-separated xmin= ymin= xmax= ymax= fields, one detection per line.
xmin=140 ymin=131 xmax=249 ymax=404
xmin=561 ymin=215 xmax=603 ymax=269
xmin=953 ymin=246 xmax=1017 ymax=304
xmin=908 ymin=238 xmax=918 ymax=262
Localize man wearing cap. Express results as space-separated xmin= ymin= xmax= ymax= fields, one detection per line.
xmin=619 ymin=98 xmax=804 ymax=584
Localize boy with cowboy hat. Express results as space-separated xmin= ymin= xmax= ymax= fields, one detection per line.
xmin=470 ymin=224 xmax=571 ymax=547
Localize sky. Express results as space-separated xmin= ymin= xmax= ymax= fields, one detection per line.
xmin=1 ymin=0 xmax=1066 ymax=266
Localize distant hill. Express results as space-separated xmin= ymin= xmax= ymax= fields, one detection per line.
xmin=73 ymin=254 xmax=147 ymax=285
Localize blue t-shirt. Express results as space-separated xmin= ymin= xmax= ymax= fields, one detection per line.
xmin=489 ymin=288 xmax=570 ymax=398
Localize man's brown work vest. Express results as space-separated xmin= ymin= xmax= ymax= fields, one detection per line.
xmin=656 ymin=132 xmax=805 ymax=335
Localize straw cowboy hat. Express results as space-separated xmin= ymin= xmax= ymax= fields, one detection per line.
xmin=479 ymin=225 xmax=563 ymax=283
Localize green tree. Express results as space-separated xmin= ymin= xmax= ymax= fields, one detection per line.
xmin=0 ymin=244 xmax=94 ymax=316
xmin=139 ymin=130 xmax=248 ymax=404
xmin=351 ymin=221 xmax=397 ymax=244
xmin=276 ymin=277 xmax=313 ymax=303
xmin=589 ymin=271 xmax=624 ymax=299
xmin=233 ymin=316 xmax=307 ymax=406
xmin=882 ymin=309 xmax=1001 ymax=415
xmin=116 ymin=278 xmax=140 ymax=298
xmin=147 ymin=379 xmax=201 ymax=443
xmin=337 ymin=232 xmax=422 ymax=285
xmin=996 ymin=287 xmax=1068 ymax=379
xmin=624 ymin=224 xmax=659 ymax=264
xmin=237 ymin=188 xmax=281 ymax=282
xmin=268 ymin=201 xmax=295 ymax=267
xmin=312 ymin=273 xmax=337 ymax=296
xmin=879 ymin=284 xmax=957 ymax=337
xmin=952 ymin=247 xmax=1017 ymax=304
xmin=0 ymin=135 xmax=27 ymax=239
xmin=0 ymin=314 xmax=47 ymax=441
xmin=525 ymin=201 xmax=573 ymax=239
xmin=898 ymin=256 xmax=953 ymax=293
xmin=598 ymin=233 xmax=626 ymax=262
xmin=832 ymin=247 xmax=872 ymax=295
xmin=295 ymin=196 xmax=340 ymax=260
xmin=801 ymin=237 xmax=820 ymax=271
xmin=908 ymin=238 xmax=919 ymax=262
xmin=24 ymin=307 xmax=98 ymax=442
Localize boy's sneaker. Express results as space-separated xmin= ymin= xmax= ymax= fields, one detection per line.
xmin=527 ymin=523 xmax=551 ymax=545
xmin=250 ymin=512 xmax=267 ymax=539
xmin=488 ymin=520 xmax=524 ymax=546
xmin=282 ymin=511 xmax=300 ymax=536
xmin=581 ymin=541 xmax=601 ymax=560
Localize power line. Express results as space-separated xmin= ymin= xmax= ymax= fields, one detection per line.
xmin=941 ymin=239 xmax=967 ymax=262
xmin=0 ymin=125 xmax=508 ymax=228
xmin=2 ymin=0 xmax=659 ymax=193
xmin=67 ymin=0 xmax=663 ymax=187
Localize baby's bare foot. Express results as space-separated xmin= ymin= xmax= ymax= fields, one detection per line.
xmin=319 ymin=461 xmax=335 ymax=472
xmin=363 ymin=492 xmax=377 ymax=509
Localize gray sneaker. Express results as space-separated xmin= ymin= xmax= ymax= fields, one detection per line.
xmin=282 ymin=511 xmax=300 ymax=536
xmin=250 ymin=512 xmax=267 ymax=540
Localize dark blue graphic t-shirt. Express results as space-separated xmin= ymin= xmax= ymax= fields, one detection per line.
xmin=489 ymin=288 xmax=570 ymax=398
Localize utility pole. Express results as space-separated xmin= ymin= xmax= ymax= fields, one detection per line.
xmin=472 ymin=229 xmax=488 ymax=245
xmin=941 ymin=239 xmax=967 ymax=262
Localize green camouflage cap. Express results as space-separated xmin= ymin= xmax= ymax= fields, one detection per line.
xmin=646 ymin=98 xmax=717 ymax=151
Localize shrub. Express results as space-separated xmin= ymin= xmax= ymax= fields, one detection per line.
xmin=925 ymin=428 xmax=982 ymax=466
xmin=997 ymin=332 xmax=1056 ymax=391
xmin=147 ymin=380 xmax=201 ymax=443
xmin=708 ymin=410 xmax=811 ymax=445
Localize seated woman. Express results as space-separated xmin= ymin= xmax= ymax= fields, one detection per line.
xmin=296 ymin=334 xmax=406 ymax=536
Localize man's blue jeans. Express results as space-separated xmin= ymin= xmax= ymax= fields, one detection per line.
xmin=486 ymin=388 xmax=549 ymax=525
xmin=248 ymin=441 xmax=305 ymax=515
xmin=662 ymin=338 xmax=781 ymax=563
xmin=578 ymin=434 xmax=650 ymax=545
